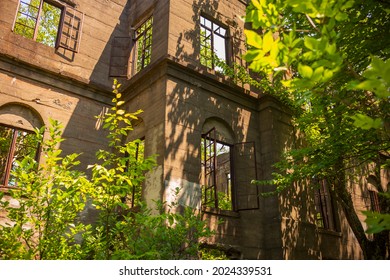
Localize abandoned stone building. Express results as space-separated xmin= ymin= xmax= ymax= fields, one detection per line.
xmin=0 ymin=0 xmax=385 ymax=259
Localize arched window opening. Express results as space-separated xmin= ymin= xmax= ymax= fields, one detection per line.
xmin=0 ymin=125 xmax=40 ymax=187
xmin=201 ymin=118 xmax=259 ymax=211
xmin=0 ymin=103 xmax=43 ymax=188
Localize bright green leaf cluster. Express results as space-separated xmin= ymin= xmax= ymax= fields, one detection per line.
xmin=364 ymin=211 xmax=390 ymax=234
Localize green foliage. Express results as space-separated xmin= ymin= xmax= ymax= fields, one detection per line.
xmin=364 ymin=212 xmax=390 ymax=234
xmin=217 ymin=191 xmax=232 ymax=211
xmin=364 ymin=192 xmax=390 ymax=234
xmin=84 ymin=200 xmax=213 ymax=260
xmin=84 ymin=80 xmax=157 ymax=259
xmin=0 ymin=121 xmax=92 ymax=259
xmin=244 ymin=0 xmax=390 ymax=258
xmin=199 ymin=247 xmax=229 ymax=260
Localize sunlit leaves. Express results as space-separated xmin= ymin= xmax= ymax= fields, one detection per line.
xmin=0 ymin=120 xmax=91 ymax=259
xmin=298 ymin=64 xmax=313 ymax=78
xmin=246 ymin=0 xmax=282 ymax=29
xmin=364 ymin=211 xmax=390 ymax=234
xmin=244 ymin=0 xmax=390 ymax=245
xmin=243 ymin=30 xmax=280 ymax=73
xmin=354 ymin=57 xmax=390 ymax=99
xmin=245 ymin=0 xmax=348 ymax=84
xmin=244 ymin=30 xmax=263 ymax=49
xmin=350 ymin=114 xmax=383 ymax=130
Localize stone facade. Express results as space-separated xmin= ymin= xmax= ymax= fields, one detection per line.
xmin=0 ymin=0 xmax=379 ymax=259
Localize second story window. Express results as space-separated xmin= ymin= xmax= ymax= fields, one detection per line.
xmin=14 ymin=0 xmax=61 ymax=47
xmin=134 ymin=16 xmax=153 ymax=73
xmin=200 ymin=15 xmax=228 ymax=71
xmin=13 ymin=0 xmax=83 ymax=52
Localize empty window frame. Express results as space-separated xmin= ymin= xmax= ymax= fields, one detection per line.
xmin=202 ymin=128 xmax=233 ymax=210
xmin=0 ymin=125 xmax=40 ymax=187
xmin=314 ymin=179 xmax=337 ymax=231
xmin=13 ymin=0 xmax=83 ymax=52
xmin=201 ymin=128 xmax=258 ymax=211
xmin=200 ymin=15 xmax=228 ymax=71
xmin=369 ymin=190 xmax=380 ymax=213
xmin=124 ymin=139 xmax=145 ymax=208
xmin=133 ymin=16 xmax=153 ymax=73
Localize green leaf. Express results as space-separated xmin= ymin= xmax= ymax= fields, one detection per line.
xmin=117 ymin=109 xmax=125 ymax=115
xmin=244 ymin=30 xmax=263 ymax=49
xmin=243 ymin=49 xmax=263 ymax=62
xmin=298 ymin=64 xmax=313 ymax=78
xmin=304 ymin=37 xmax=318 ymax=51
xmin=364 ymin=211 xmax=390 ymax=234
xmin=350 ymin=114 xmax=383 ymax=130
xmin=263 ymin=31 xmax=274 ymax=53
xmin=311 ymin=66 xmax=324 ymax=82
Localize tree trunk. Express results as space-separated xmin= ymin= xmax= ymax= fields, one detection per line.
xmin=333 ymin=159 xmax=389 ymax=259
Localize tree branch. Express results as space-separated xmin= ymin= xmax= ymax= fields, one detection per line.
xmin=305 ymin=14 xmax=320 ymax=32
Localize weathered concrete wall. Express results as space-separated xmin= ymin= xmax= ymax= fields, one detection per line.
xmin=122 ymin=59 xmax=168 ymax=209
xmin=163 ymin=59 xmax=264 ymax=258
xmin=169 ymin=0 xmax=247 ymax=69
xmin=0 ymin=58 xmax=110 ymax=171
xmin=127 ymin=0 xmax=169 ymax=74
xmin=0 ymin=0 xmax=130 ymax=91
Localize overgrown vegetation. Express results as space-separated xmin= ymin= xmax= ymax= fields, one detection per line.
xmin=0 ymin=81 xmax=214 ymax=260
xmin=243 ymin=0 xmax=389 ymax=259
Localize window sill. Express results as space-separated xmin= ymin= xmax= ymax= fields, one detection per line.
xmin=0 ymin=186 xmax=14 ymax=193
xmin=317 ymin=228 xmax=342 ymax=237
xmin=202 ymin=207 xmax=240 ymax=218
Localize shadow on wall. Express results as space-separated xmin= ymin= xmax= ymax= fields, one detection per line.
xmin=164 ymin=0 xmax=252 ymax=250
xmin=88 ymin=0 xmax=131 ymax=91
xmin=165 ymin=77 xmax=248 ymax=249
xmin=175 ymin=0 xmax=245 ymax=69
xmin=279 ymin=177 xmax=363 ymax=259
xmin=61 ymin=2 xmax=132 ymax=170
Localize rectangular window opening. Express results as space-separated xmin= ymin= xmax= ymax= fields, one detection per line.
xmin=314 ymin=179 xmax=337 ymax=231
xmin=201 ymin=128 xmax=259 ymax=212
xmin=200 ymin=15 xmax=228 ymax=72
xmin=133 ymin=16 xmax=153 ymax=74
xmin=369 ymin=190 xmax=380 ymax=213
xmin=13 ymin=0 xmax=83 ymax=52
xmin=14 ymin=0 xmax=61 ymax=47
